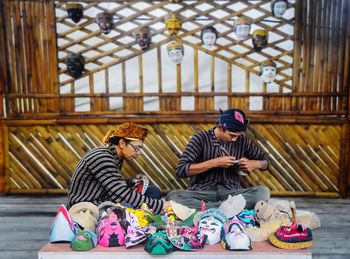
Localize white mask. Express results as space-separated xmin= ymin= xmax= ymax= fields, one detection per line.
xmin=273 ymin=1 xmax=287 ymax=17
xmin=168 ymin=49 xmax=184 ymax=64
xmin=261 ymin=66 xmax=277 ymax=83
xmin=198 ymin=217 xmax=223 ymax=245
xmin=202 ymin=32 xmax=217 ymax=48
xmin=235 ymin=24 xmax=250 ymax=41
xmin=222 ymin=223 xmax=252 ymax=251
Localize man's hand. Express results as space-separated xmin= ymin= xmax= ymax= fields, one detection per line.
xmin=162 ymin=200 xmax=172 ymax=210
xmin=212 ymin=156 xmax=238 ymax=168
xmin=238 ymin=158 xmax=267 ymax=173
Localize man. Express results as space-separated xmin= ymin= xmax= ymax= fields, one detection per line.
xmin=167 ymin=109 xmax=270 ymax=210
xmin=68 ymin=122 xmax=170 ymax=214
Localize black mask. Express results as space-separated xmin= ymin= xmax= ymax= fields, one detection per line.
xmin=66 ymin=53 xmax=85 ymax=78
xmin=252 ymin=35 xmax=268 ymax=51
xmin=96 ymin=13 xmax=113 ymax=34
xmin=67 ymin=3 xmax=83 ymax=23
xmin=135 ymin=26 xmax=152 ymax=51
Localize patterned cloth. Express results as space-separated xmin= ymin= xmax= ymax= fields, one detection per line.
xmin=103 ymin=122 xmax=148 ymax=143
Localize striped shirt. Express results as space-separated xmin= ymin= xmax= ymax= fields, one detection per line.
xmin=176 ymin=127 xmax=269 ymax=190
xmin=67 ymin=144 xmax=163 ymax=214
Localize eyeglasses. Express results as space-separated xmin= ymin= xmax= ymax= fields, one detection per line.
xmin=129 ymin=142 xmax=143 ymax=152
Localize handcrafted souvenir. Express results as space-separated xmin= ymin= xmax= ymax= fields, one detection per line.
xmin=49 ymin=204 xmax=77 ymax=243
xmin=66 ymin=53 xmax=85 ymax=79
xmin=198 ymin=208 xmax=228 ymax=245
xmin=236 ymin=210 xmax=256 ymax=228
xmin=150 ymin=214 xmax=167 ymax=230
xmin=144 ymin=230 xmax=174 ymax=255
xmin=221 ymin=222 xmax=252 ymax=251
xmin=254 ymin=200 xmax=290 ymax=224
xmin=71 ymin=229 xmax=97 ymax=251
xmin=269 ymin=201 xmax=313 ymax=249
xmin=125 ymin=225 xmax=156 ymax=248
xmin=234 ymin=17 xmax=251 ymax=41
xmin=97 ymin=209 xmax=125 ymax=247
xmin=245 ymin=201 xmax=290 ymax=242
xmin=135 ymin=26 xmax=152 ymax=50
xmin=259 ymin=60 xmax=277 ymax=83
xmin=125 ymin=207 xmax=152 ymax=227
xmin=218 ymin=194 xmax=246 ymax=219
xmin=200 ymin=26 xmax=218 ymax=49
xmin=96 ymin=12 xmax=113 ymax=34
xmin=97 ymin=201 xmax=118 ymax=218
xmin=165 ymin=14 xmax=182 ymax=36
xmin=271 ymin=0 xmax=288 ymax=18
xmin=167 ymin=41 xmax=184 ymax=65
xmin=69 ymin=202 xmax=99 ymax=232
xmin=129 ymin=174 xmax=149 ymax=195
xmin=170 ymin=200 xmax=196 ymax=221
xmin=252 ymin=29 xmax=269 ymax=51
xmin=167 ymin=207 xmax=176 ymax=222
xmin=166 ymin=222 xmax=206 ymax=251
xmin=67 ymin=3 xmax=83 ymax=23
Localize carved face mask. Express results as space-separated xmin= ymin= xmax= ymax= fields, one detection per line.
xmin=234 ymin=17 xmax=251 ymax=41
xmin=221 ymin=222 xmax=252 ymax=251
xmin=96 ymin=13 xmax=113 ymax=34
xmin=135 ymin=26 xmax=152 ymax=51
xmin=167 ymin=41 xmax=184 ymax=64
xmin=66 ymin=53 xmax=85 ymax=79
xmin=144 ymin=230 xmax=174 ymax=255
xmin=166 ymin=223 xmax=206 ymax=251
xmin=198 ymin=208 xmax=228 ymax=245
xmin=200 ymin=26 xmax=218 ymax=49
xmin=165 ymin=14 xmax=182 ymax=36
xmin=97 ymin=209 xmax=125 ymax=247
xmin=252 ymin=29 xmax=269 ymax=51
xmin=259 ymin=60 xmax=277 ymax=83
xmin=271 ymin=0 xmax=288 ymax=17
xmin=67 ymin=3 xmax=83 ymax=23
xmin=71 ymin=229 xmax=97 ymax=251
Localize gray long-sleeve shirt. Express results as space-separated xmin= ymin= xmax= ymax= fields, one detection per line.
xmin=176 ymin=127 xmax=269 ymax=190
xmin=68 ymin=144 xmax=163 ymax=214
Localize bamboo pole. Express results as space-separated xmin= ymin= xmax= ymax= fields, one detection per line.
xmin=0 ymin=122 xmax=6 ymax=193
xmin=194 ymin=48 xmax=199 ymax=110
xmin=157 ymin=46 xmax=162 ymax=94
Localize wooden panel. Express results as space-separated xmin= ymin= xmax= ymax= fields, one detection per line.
xmin=2 ymin=0 xmax=58 ymax=116
xmin=3 ymin=123 xmax=341 ymax=197
xmin=0 ymin=0 xmax=348 ymax=116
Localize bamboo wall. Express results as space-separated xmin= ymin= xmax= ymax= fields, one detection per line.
xmin=3 ymin=121 xmax=342 ymax=197
xmin=0 ymin=0 xmax=350 ymax=197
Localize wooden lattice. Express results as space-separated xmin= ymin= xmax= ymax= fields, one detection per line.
xmin=1 ymin=0 xmax=348 ymax=116
xmin=5 ymin=123 xmax=341 ymax=197
xmin=55 ymin=0 xmax=296 ymax=113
